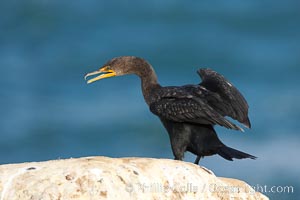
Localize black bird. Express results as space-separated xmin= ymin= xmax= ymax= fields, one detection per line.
xmin=85 ymin=56 xmax=256 ymax=164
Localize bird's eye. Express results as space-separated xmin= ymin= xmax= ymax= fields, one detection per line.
xmin=103 ymin=66 xmax=111 ymax=71
xmin=107 ymin=66 xmax=113 ymax=71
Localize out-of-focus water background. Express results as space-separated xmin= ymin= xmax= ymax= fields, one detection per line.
xmin=1 ymin=1 xmax=299 ymax=199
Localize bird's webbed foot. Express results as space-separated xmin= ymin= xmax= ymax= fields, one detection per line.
xmin=171 ymin=144 xmax=185 ymax=161
xmin=174 ymin=155 xmax=184 ymax=161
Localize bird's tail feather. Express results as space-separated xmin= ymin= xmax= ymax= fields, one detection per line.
xmin=217 ymin=145 xmax=256 ymax=161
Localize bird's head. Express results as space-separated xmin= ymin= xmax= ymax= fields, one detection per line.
xmin=85 ymin=56 xmax=149 ymax=84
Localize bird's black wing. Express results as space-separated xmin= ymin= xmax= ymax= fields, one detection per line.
xmin=197 ymin=68 xmax=251 ymax=128
xmin=149 ymin=87 xmax=244 ymax=131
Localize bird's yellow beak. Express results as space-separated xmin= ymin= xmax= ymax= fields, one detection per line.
xmin=84 ymin=66 xmax=117 ymax=84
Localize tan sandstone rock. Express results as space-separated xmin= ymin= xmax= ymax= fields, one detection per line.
xmin=0 ymin=156 xmax=268 ymax=200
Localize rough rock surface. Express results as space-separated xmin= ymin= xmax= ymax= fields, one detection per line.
xmin=0 ymin=156 xmax=268 ymax=200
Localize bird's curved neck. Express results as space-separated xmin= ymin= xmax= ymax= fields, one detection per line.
xmin=137 ymin=64 xmax=161 ymax=105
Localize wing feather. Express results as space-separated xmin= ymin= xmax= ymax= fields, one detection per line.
xmin=150 ymin=93 xmax=243 ymax=131
xmin=198 ymin=68 xmax=251 ymax=128
xmin=149 ymin=68 xmax=250 ymax=131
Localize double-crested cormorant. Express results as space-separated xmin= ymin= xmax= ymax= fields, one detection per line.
xmin=85 ymin=56 xmax=256 ymax=164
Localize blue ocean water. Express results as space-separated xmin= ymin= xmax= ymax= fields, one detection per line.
xmin=0 ymin=1 xmax=299 ymax=199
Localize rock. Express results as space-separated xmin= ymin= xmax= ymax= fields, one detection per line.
xmin=0 ymin=156 xmax=268 ymax=200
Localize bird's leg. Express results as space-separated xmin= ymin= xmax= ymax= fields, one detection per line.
xmin=194 ymin=156 xmax=201 ymax=165
xmin=171 ymin=141 xmax=185 ymax=161
xmin=170 ymin=133 xmax=187 ymax=161
xmin=161 ymin=120 xmax=190 ymax=162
